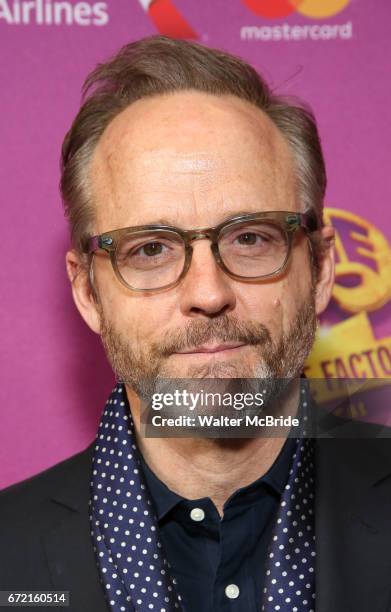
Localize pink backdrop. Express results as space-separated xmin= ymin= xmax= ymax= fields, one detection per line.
xmin=1 ymin=0 xmax=390 ymax=488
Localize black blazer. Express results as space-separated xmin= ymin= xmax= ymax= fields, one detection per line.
xmin=1 ymin=426 xmax=391 ymax=612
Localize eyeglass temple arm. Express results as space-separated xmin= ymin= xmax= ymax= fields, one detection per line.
xmin=86 ymin=235 xmax=114 ymax=254
xmin=301 ymin=211 xmax=320 ymax=232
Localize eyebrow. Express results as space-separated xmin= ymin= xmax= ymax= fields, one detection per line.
xmin=137 ymin=210 xmax=260 ymax=228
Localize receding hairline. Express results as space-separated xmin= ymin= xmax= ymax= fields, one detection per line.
xmin=60 ymin=35 xmax=326 ymax=262
xmin=88 ymin=88 xmax=297 ymax=190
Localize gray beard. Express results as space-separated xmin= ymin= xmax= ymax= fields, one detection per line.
xmin=97 ymin=287 xmax=317 ymax=405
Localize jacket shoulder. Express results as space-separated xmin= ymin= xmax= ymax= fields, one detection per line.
xmin=0 ymin=442 xmax=95 ymax=525
xmin=0 ymin=443 xmax=107 ymax=602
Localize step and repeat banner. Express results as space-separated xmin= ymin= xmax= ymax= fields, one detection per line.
xmin=1 ymin=0 xmax=390 ymax=487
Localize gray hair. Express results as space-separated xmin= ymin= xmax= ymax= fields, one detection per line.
xmin=60 ymin=34 xmax=326 ymax=268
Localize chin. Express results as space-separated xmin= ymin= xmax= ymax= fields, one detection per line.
xmin=185 ymin=362 xmax=261 ymax=379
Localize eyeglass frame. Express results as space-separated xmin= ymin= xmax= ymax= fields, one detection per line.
xmin=84 ymin=210 xmax=320 ymax=293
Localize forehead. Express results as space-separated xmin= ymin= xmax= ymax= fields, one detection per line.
xmin=89 ymin=90 xmax=298 ymax=231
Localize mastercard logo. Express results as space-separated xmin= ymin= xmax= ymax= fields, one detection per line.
xmin=242 ymin=0 xmax=351 ymax=19
xmin=138 ymin=0 xmax=351 ymax=41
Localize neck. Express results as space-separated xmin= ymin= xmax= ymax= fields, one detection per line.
xmin=125 ymin=379 xmax=301 ymax=517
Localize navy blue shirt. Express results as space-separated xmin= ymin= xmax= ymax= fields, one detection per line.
xmin=139 ymin=435 xmax=296 ymax=612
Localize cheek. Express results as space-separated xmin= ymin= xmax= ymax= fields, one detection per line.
xmin=233 ymin=281 xmax=307 ymax=362
xmin=277 ymin=265 xmax=313 ymax=333
xmin=120 ymin=295 xmax=177 ymax=341
xmin=239 ymin=287 xmax=285 ymax=333
xmin=95 ymin=259 xmax=178 ymax=341
xmin=273 ymin=297 xmax=281 ymax=308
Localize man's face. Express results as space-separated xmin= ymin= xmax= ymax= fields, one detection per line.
xmin=70 ymin=91 xmax=334 ymax=396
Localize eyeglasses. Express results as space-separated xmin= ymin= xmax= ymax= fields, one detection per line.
xmin=84 ymin=211 xmax=318 ymax=292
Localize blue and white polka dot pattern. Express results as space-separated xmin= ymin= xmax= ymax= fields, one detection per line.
xmin=89 ymin=384 xmax=184 ymax=612
xmin=262 ymin=436 xmax=315 ymax=612
xmin=90 ymin=381 xmax=314 ymax=612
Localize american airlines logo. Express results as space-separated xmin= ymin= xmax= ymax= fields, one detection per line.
xmin=137 ymin=0 xmax=197 ymax=39
xmin=0 ymin=0 xmax=109 ymax=25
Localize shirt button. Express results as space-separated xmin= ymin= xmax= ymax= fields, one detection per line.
xmin=225 ymin=584 xmax=240 ymax=599
xmin=190 ymin=507 xmax=205 ymax=522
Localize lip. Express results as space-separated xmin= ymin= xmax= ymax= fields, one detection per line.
xmin=174 ymin=343 xmax=247 ymax=355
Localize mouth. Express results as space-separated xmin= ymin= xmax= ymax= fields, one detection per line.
xmin=173 ymin=343 xmax=247 ymax=356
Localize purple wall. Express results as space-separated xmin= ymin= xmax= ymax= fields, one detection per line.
xmin=1 ymin=0 xmax=390 ymax=488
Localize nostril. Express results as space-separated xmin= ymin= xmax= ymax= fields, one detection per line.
xmin=190 ymin=304 xmax=231 ymax=318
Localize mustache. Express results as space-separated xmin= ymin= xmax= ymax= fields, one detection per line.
xmin=151 ymin=314 xmax=272 ymax=357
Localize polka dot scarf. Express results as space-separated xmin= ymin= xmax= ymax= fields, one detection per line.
xmin=261 ymin=437 xmax=316 ymax=611
xmin=90 ymin=384 xmax=184 ymax=612
xmin=90 ymin=382 xmax=315 ymax=612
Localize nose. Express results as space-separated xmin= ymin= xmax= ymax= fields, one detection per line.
xmin=179 ymin=239 xmax=236 ymax=318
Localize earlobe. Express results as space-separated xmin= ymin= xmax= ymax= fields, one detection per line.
xmin=314 ymin=227 xmax=336 ymax=316
xmin=65 ymin=249 xmax=101 ymax=334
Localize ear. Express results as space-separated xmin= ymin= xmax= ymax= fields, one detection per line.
xmin=65 ymin=249 xmax=101 ymax=334
xmin=314 ymin=225 xmax=335 ymax=315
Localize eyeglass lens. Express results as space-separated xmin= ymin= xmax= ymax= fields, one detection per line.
xmin=114 ymin=221 xmax=289 ymax=290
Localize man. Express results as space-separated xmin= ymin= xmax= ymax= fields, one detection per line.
xmin=0 ymin=35 xmax=390 ymax=612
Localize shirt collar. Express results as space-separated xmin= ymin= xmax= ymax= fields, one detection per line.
xmin=138 ymin=434 xmax=297 ymax=522
xmin=138 ymin=451 xmax=184 ymax=520
xmin=138 ymin=376 xmax=310 ymax=522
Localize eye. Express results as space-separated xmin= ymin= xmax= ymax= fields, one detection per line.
xmin=226 ymin=222 xmax=285 ymax=248
xmin=134 ymin=242 xmax=166 ymax=257
xmin=235 ymin=232 xmax=268 ymax=246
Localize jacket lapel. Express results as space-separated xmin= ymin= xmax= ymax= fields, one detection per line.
xmin=41 ymin=444 xmax=109 ymax=612
xmin=315 ymin=434 xmax=391 ymax=612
